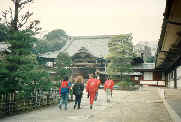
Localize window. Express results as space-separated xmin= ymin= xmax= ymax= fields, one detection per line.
xmin=144 ymin=72 xmax=153 ymax=80
xmin=135 ymin=77 xmax=139 ymax=80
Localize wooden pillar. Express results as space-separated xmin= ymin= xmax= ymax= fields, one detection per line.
xmin=174 ymin=69 xmax=177 ymax=88
xmin=165 ymin=72 xmax=168 ymax=87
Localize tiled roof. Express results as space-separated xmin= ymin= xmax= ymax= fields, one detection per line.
xmin=132 ymin=63 xmax=155 ymax=70
xmin=39 ymin=35 xmax=117 ymax=58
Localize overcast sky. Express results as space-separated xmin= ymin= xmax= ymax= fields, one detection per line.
xmin=0 ymin=0 xmax=166 ymax=43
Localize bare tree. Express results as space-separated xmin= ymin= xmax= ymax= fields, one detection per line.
xmin=1 ymin=0 xmax=41 ymax=33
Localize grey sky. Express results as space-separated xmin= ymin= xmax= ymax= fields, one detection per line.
xmin=0 ymin=0 xmax=166 ymax=43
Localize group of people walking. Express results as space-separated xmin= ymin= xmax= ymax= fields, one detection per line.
xmin=58 ymin=74 xmax=114 ymax=110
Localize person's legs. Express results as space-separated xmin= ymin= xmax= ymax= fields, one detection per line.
xmin=60 ymin=94 xmax=66 ymax=109
xmin=77 ymin=95 xmax=81 ymax=109
xmin=59 ymin=96 xmax=63 ymax=109
xmin=95 ymin=91 xmax=98 ymax=101
xmin=106 ymin=89 xmax=111 ymax=103
xmin=74 ymin=95 xmax=78 ymax=109
xmin=89 ymin=92 xmax=95 ymax=109
xmin=106 ymin=89 xmax=108 ymax=102
xmin=64 ymin=93 xmax=68 ymax=110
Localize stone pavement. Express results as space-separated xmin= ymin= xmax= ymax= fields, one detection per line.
xmin=0 ymin=87 xmax=172 ymax=122
xmin=163 ymin=88 xmax=181 ymax=122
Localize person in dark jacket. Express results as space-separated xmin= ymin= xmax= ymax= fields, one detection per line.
xmin=73 ymin=76 xmax=84 ymax=109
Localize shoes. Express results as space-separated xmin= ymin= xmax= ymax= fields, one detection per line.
xmin=74 ymin=104 xmax=76 ymax=110
xmin=107 ymin=100 xmax=110 ymax=103
xmin=94 ymin=98 xmax=97 ymax=101
xmin=90 ymin=105 xmax=93 ymax=110
xmin=59 ymin=105 xmax=62 ymax=110
xmin=78 ymin=105 xmax=80 ymax=109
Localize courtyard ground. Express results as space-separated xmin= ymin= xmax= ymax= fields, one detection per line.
xmin=0 ymin=87 xmax=172 ymax=122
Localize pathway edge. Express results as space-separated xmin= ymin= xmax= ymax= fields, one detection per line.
xmin=158 ymin=88 xmax=181 ymax=122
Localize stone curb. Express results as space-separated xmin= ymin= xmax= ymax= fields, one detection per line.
xmin=158 ymin=88 xmax=181 ymax=122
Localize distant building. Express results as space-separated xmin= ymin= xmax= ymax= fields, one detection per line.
xmin=131 ymin=63 xmax=165 ymax=86
xmin=134 ymin=43 xmax=152 ymax=62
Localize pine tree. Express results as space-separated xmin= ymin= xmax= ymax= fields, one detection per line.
xmin=0 ymin=0 xmax=52 ymax=113
xmin=56 ymin=52 xmax=72 ymax=81
xmin=106 ymin=34 xmax=135 ymax=81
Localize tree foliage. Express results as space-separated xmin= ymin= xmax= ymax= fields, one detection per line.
xmin=44 ymin=29 xmax=67 ymax=41
xmin=0 ymin=24 xmax=10 ymax=41
xmin=0 ymin=30 xmax=53 ymax=94
xmin=0 ymin=0 xmax=52 ymax=94
xmin=106 ymin=34 xmax=135 ymax=80
xmin=56 ymin=52 xmax=72 ymax=80
xmin=34 ymin=29 xmax=68 ymax=54
xmin=1 ymin=0 xmax=41 ymax=33
xmin=146 ymin=56 xmax=155 ymax=63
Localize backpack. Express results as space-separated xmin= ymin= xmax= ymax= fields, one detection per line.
xmin=61 ymin=81 xmax=68 ymax=88
xmin=60 ymin=81 xmax=69 ymax=94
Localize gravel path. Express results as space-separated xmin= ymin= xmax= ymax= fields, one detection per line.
xmin=0 ymin=87 xmax=172 ymax=122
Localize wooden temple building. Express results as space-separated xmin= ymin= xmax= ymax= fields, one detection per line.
xmin=127 ymin=0 xmax=181 ymax=87
xmin=37 ymin=34 xmax=113 ymax=83
xmin=70 ymin=47 xmax=106 ymax=80
xmin=131 ymin=63 xmax=165 ymax=86
xmin=155 ymin=0 xmax=181 ymax=88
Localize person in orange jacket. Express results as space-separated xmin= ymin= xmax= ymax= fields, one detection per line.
xmin=104 ymin=77 xmax=114 ymax=103
xmin=86 ymin=74 xmax=98 ymax=109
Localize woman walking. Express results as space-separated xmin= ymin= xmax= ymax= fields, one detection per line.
xmin=104 ymin=77 xmax=114 ymax=103
xmin=86 ymin=74 xmax=98 ymax=109
xmin=72 ymin=76 xmax=84 ymax=109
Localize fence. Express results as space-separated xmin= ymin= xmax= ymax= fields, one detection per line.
xmin=0 ymin=89 xmax=59 ymax=118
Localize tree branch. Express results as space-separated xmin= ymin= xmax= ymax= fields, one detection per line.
xmin=19 ymin=0 xmax=33 ymax=7
xmin=18 ymin=11 xmax=33 ymax=28
xmin=9 ymin=7 xmax=13 ymax=21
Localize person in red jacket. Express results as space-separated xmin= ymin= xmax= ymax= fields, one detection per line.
xmin=95 ymin=76 xmax=101 ymax=101
xmin=104 ymin=77 xmax=114 ymax=103
xmin=59 ymin=76 xmax=71 ymax=110
xmin=86 ymin=74 xmax=98 ymax=109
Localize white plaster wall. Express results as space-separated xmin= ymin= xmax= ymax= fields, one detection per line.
xmin=168 ymin=71 xmax=174 ymax=88
xmin=168 ymin=79 xmax=174 ymax=88
xmin=167 ymin=68 xmax=181 ymax=88
xmin=177 ymin=66 xmax=181 ymax=88
xmin=144 ymin=72 xmax=153 ymax=80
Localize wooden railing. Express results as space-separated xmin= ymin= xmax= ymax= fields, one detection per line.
xmin=0 ymin=89 xmax=59 ymax=118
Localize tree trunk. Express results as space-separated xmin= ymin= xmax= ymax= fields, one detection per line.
xmin=13 ymin=0 xmax=19 ymax=30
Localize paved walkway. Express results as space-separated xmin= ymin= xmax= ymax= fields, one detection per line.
xmin=0 ymin=87 xmax=172 ymax=122
xmin=165 ymin=89 xmax=181 ymax=118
